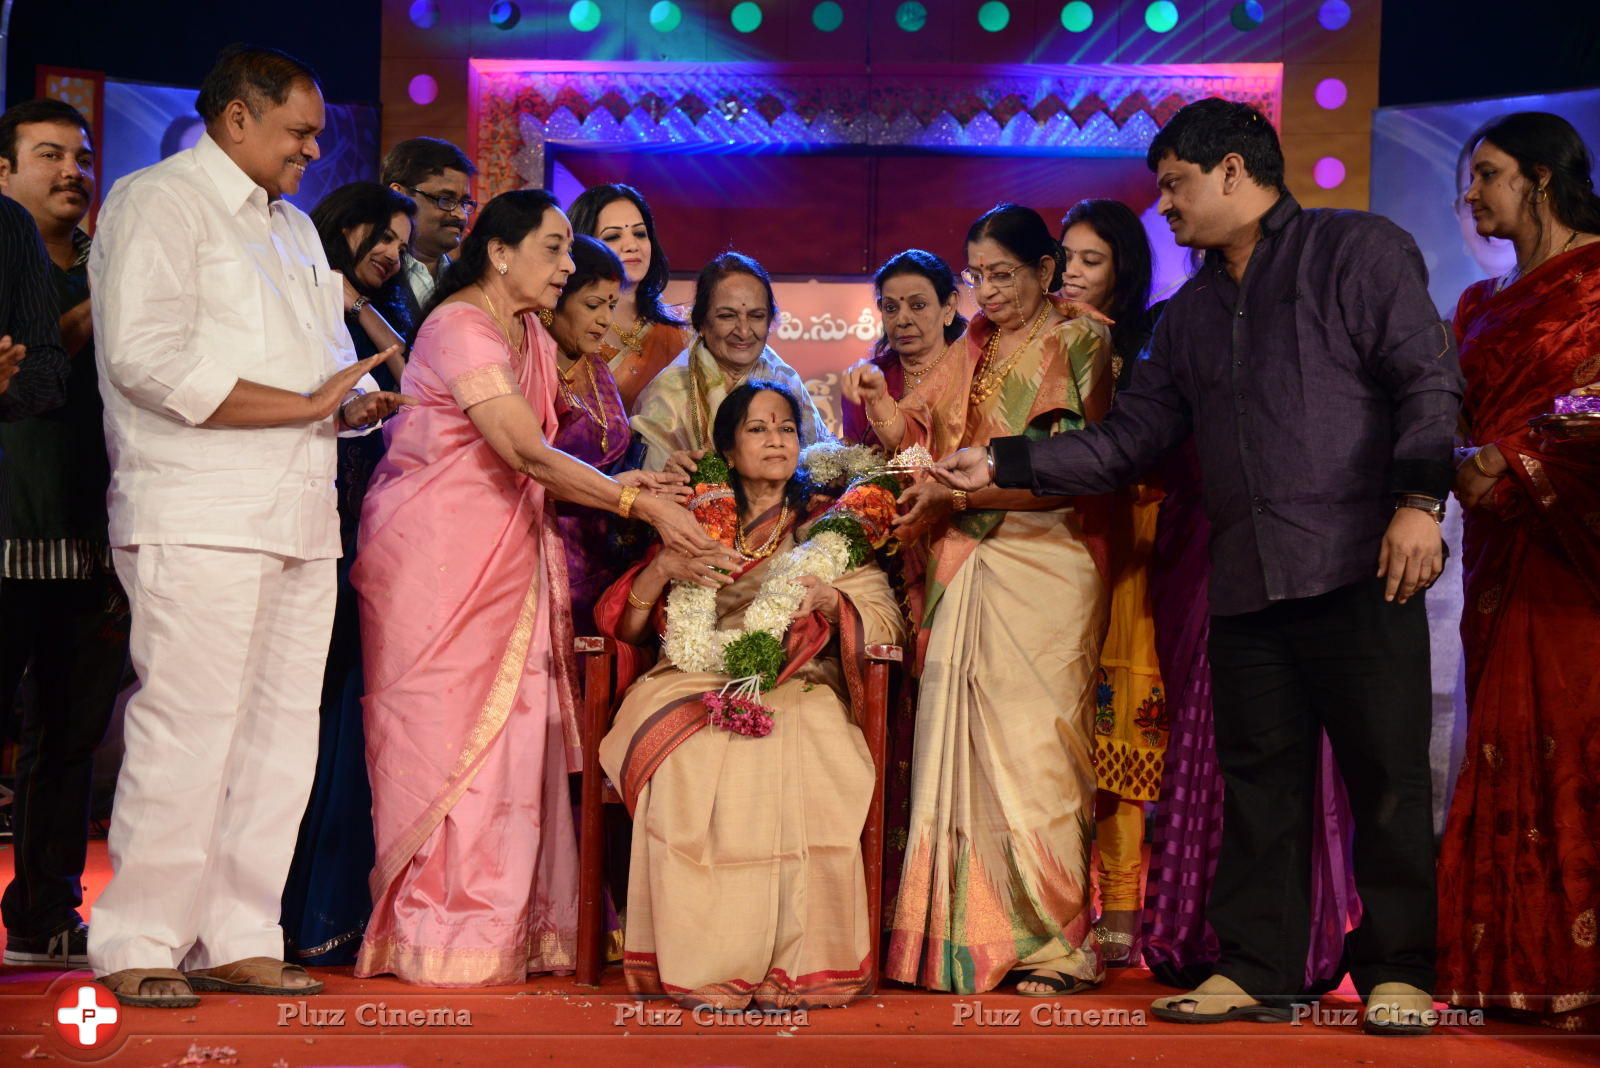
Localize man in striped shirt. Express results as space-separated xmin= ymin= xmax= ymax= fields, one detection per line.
xmin=0 ymin=98 xmax=125 ymax=968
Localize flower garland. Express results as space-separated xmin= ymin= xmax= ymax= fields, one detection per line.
xmin=662 ymin=442 xmax=904 ymax=735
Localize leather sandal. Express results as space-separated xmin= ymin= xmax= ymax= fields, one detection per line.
xmin=99 ymin=968 xmax=201 ymax=1009
xmin=184 ymin=956 xmax=324 ymax=995
xmin=1151 ymin=994 xmax=1291 ymax=1024
xmin=1362 ymin=984 xmax=1434 ymax=1037
xmin=1014 ymin=969 xmax=1097 ymax=997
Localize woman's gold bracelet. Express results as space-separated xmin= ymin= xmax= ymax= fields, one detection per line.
xmin=626 ymin=589 xmax=655 ymax=612
xmin=867 ymin=407 xmax=901 ymax=429
xmin=1470 ymin=448 xmax=1499 ymax=478
xmin=617 ymin=484 xmax=641 ymax=518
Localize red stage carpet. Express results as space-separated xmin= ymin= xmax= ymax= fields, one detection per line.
xmin=2 ymin=841 xmax=1595 ymax=1066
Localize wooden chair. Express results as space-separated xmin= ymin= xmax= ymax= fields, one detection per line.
xmin=573 ymin=635 xmax=903 ymax=992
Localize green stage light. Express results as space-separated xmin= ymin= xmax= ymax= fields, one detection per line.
xmin=649 ymin=0 xmax=682 ymax=30
xmin=1230 ymin=0 xmax=1263 ymax=30
xmin=569 ymin=0 xmax=601 ymax=31
xmin=1144 ymin=0 xmax=1177 ymax=33
xmin=731 ymin=1 xmax=763 ymax=32
xmin=812 ymin=0 xmax=843 ymax=30
xmin=1060 ymin=1 xmax=1093 ymax=31
xmin=896 ymin=1 xmax=927 ymax=31
xmin=978 ymin=1 xmax=1010 ymax=31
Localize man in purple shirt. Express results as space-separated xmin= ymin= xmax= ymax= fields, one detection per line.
xmin=936 ymin=99 xmax=1460 ymax=1035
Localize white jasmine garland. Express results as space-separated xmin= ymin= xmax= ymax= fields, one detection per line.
xmin=662 ymin=529 xmax=855 ymax=678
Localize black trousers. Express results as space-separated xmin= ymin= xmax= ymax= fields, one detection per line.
xmin=0 ymin=575 xmax=128 ymax=937
xmin=1205 ymin=578 xmax=1436 ymax=1004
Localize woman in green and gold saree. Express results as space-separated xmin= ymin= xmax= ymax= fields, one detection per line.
xmin=883 ymin=203 xmax=1115 ymax=996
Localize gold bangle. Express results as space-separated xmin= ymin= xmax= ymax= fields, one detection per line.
xmin=867 ymin=409 xmax=901 ymax=429
xmin=1470 ymin=448 xmax=1498 ymax=478
xmin=951 ymin=489 xmax=969 ymax=512
xmin=617 ymin=484 xmax=641 ymax=519
xmin=626 ymin=589 xmax=654 ymax=612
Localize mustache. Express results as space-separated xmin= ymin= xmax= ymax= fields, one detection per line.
xmin=53 ymin=182 xmax=88 ymax=195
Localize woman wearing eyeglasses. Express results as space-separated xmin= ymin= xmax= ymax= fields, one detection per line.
xmin=884 ymin=203 xmax=1115 ymax=998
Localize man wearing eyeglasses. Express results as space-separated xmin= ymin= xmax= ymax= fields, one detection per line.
xmin=378 ymin=137 xmax=476 ymax=323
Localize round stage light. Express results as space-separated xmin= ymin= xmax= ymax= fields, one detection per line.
xmin=731 ymin=1 xmax=763 ymax=32
xmin=896 ymin=0 xmax=927 ymax=31
xmin=407 ymin=74 xmax=439 ymax=106
xmin=812 ymin=0 xmax=843 ymax=30
xmin=1060 ymin=1 xmax=1093 ymax=31
xmin=1318 ymin=0 xmax=1350 ymax=30
xmin=1315 ymin=77 xmax=1348 ymax=110
xmin=408 ymin=0 xmax=441 ymax=29
xmin=1230 ymin=0 xmax=1263 ymax=30
xmin=488 ymin=1 xmax=521 ymax=30
xmin=978 ymin=1 xmax=1010 ymax=31
xmin=1314 ymin=156 xmax=1346 ymax=189
xmin=1144 ymin=1 xmax=1178 ymax=33
xmin=649 ymin=0 xmax=682 ymax=30
xmin=569 ymin=0 xmax=601 ymax=31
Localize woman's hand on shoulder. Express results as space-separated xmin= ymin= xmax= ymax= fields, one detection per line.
xmin=617 ymin=467 xmax=692 ymax=505
xmin=663 ymin=448 xmax=706 ymax=481
xmin=1058 ymin=298 xmax=1114 ymax=326
xmin=791 ymin=574 xmax=841 ymax=622
xmin=645 ymin=544 xmax=740 ymax=589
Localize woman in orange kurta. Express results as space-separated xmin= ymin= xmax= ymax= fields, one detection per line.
xmin=1441 ymin=111 xmax=1600 ymax=1031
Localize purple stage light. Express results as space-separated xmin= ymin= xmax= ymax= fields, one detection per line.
xmin=408 ymin=74 xmax=439 ymax=106
xmin=1317 ymin=0 xmax=1351 ymax=30
xmin=1313 ymin=156 xmax=1345 ymax=189
xmin=1315 ymin=78 xmax=1347 ymax=110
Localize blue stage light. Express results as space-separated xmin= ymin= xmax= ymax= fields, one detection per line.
xmin=409 ymin=0 xmax=441 ymax=29
xmin=1230 ymin=0 xmax=1263 ymax=30
xmin=488 ymin=1 xmax=521 ymax=29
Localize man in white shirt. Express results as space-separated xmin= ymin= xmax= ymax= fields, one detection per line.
xmin=379 ymin=137 xmax=475 ymax=322
xmin=87 ymin=44 xmax=409 ymax=1008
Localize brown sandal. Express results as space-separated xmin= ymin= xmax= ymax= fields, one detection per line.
xmin=99 ymin=968 xmax=201 ymax=1008
xmin=184 ymin=956 xmax=324 ymax=996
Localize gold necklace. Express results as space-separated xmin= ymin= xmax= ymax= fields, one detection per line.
xmin=969 ymin=306 xmax=1051 ymax=404
xmin=1502 ymin=229 xmax=1582 ymax=292
xmin=477 ymin=283 xmax=523 ymax=353
xmin=558 ymin=354 xmax=612 ymax=453
xmin=734 ymin=501 xmax=791 ymax=560
xmin=900 ymin=341 xmax=951 ymax=390
xmin=614 ymin=317 xmax=649 ymax=351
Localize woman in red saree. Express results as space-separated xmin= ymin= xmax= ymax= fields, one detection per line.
xmin=1442 ymin=111 xmax=1600 ymax=1031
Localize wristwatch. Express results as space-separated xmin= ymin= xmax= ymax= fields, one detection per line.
xmin=351 ymin=295 xmax=370 ymax=314
xmin=984 ymin=446 xmax=996 ymax=484
xmin=1395 ymin=494 xmax=1446 ymax=522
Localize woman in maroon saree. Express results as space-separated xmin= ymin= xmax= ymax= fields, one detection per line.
xmin=1442 ymin=111 xmax=1600 ymax=1031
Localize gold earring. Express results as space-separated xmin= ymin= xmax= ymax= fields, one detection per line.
xmin=536 ymin=308 xmax=554 ymax=327
xmin=496 ymin=262 xmax=509 ymax=275
xmin=1537 ymin=187 xmax=1548 ymax=202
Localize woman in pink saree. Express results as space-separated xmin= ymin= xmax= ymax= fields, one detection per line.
xmin=352 ymin=191 xmax=729 ymax=987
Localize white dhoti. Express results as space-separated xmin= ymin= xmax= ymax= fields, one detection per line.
xmin=88 ymin=544 xmax=334 ymax=976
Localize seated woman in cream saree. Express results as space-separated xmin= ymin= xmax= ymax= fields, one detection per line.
xmin=883 ymin=205 xmax=1114 ymax=996
xmin=598 ymin=381 xmax=904 ymax=1009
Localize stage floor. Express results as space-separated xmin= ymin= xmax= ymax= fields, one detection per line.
xmin=1 ymin=840 xmax=1594 ymax=1066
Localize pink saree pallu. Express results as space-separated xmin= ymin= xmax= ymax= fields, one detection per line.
xmin=352 ymin=303 xmax=580 ymax=987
